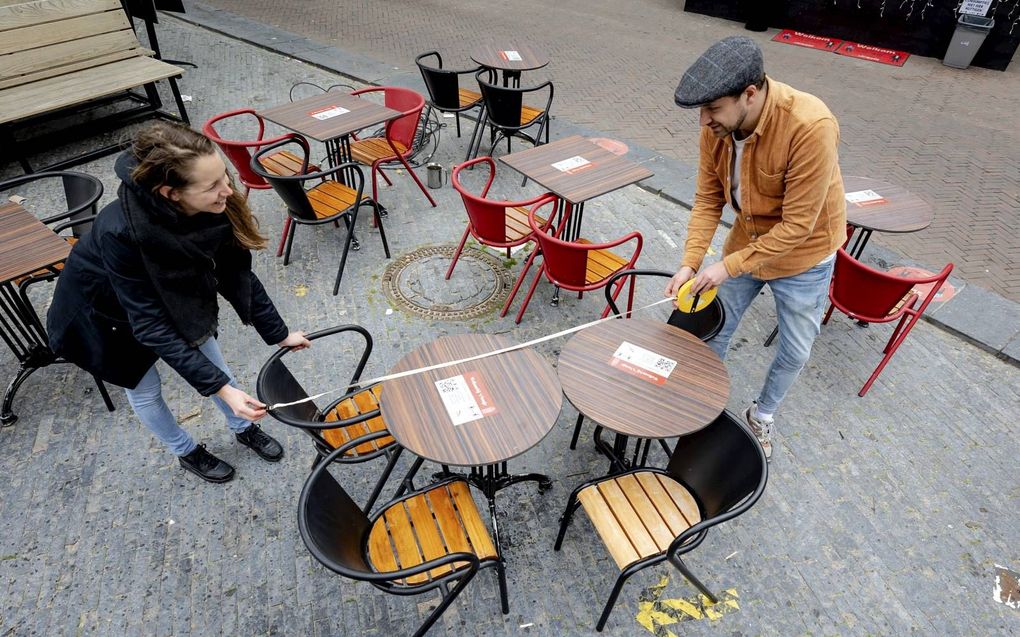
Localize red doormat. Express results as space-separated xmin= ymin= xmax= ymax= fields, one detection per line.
xmin=835 ymin=41 xmax=910 ymax=66
xmin=772 ymin=29 xmax=842 ymax=51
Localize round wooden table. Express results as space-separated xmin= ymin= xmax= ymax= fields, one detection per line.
xmin=470 ymin=44 xmax=549 ymax=86
xmin=843 ymin=175 xmax=933 ymax=257
xmin=558 ymin=318 xmax=730 ymax=470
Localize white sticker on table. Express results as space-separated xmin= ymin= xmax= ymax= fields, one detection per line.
xmin=551 ymin=155 xmax=592 ymax=173
xmin=501 ymin=50 xmax=523 ymax=61
xmin=844 ymin=189 xmax=887 ymax=207
xmin=609 ymin=341 xmax=677 ymax=386
xmin=434 ymin=370 xmax=498 ymax=426
xmin=309 ymin=105 xmax=350 ymax=120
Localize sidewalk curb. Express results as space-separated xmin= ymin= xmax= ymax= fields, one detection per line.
xmin=173 ymin=1 xmax=1019 ymax=367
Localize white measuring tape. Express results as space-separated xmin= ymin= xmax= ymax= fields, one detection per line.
xmin=268 ymin=296 xmax=678 ymax=410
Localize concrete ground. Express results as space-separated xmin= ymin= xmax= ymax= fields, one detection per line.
xmin=0 ymin=13 xmax=1018 ymax=637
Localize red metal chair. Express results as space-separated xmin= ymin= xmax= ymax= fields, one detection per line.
xmin=348 ymin=87 xmax=437 ymax=208
xmin=447 ymin=156 xmax=553 ymax=309
xmin=203 ymin=109 xmax=317 ymax=257
xmin=824 ymin=248 xmax=953 ymax=396
xmin=506 ymin=195 xmax=643 ymax=324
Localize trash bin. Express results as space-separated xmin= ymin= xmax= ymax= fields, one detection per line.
xmin=943 ymin=14 xmax=995 ymax=69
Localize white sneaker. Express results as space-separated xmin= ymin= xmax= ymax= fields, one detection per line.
xmin=744 ymin=404 xmax=773 ymax=461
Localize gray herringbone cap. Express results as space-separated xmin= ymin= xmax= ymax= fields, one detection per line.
xmin=674 ymin=36 xmax=764 ymax=108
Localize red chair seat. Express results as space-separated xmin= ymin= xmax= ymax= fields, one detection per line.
xmin=506 ymin=206 xmax=546 ymax=243
xmin=577 ymin=239 xmax=631 ymax=284
xmin=349 ymin=137 xmax=409 ymax=164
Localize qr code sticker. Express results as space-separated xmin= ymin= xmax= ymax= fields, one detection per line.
xmin=436 ymin=378 xmax=460 ymax=394
xmin=653 ymin=357 xmax=674 ymax=373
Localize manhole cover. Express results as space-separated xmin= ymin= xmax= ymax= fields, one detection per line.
xmin=382 ymin=245 xmax=515 ymax=321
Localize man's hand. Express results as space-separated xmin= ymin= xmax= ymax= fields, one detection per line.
xmin=216 ymin=384 xmax=267 ymax=420
xmin=664 ymin=266 xmax=697 ymax=297
xmin=278 ymin=331 xmax=311 ymax=351
xmin=690 ymin=261 xmax=730 ymax=294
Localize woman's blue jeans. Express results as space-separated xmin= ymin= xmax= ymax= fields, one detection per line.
xmin=124 ymin=337 xmax=251 ymax=456
xmin=708 ymin=258 xmax=835 ymax=415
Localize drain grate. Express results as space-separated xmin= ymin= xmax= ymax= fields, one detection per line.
xmin=382 ymin=245 xmax=515 ymax=321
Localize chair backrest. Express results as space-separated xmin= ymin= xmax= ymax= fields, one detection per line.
xmin=451 ymin=157 xmax=519 ymax=244
xmin=830 ymin=248 xmax=921 ymax=321
xmin=298 ymin=451 xmax=374 ymax=578
xmin=202 ymin=109 xmax=271 ymax=189
xmin=476 ymin=72 xmax=524 ymax=129
xmin=603 ymin=268 xmax=725 ymax=341
xmin=379 ymin=86 xmax=426 ymax=150
xmin=256 ymin=356 xmax=322 ymax=426
xmin=415 ymin=51 xmax=462 ymax=110
xmin=666 ymin=411 xmax=767 ymax=519
xmin=0 ymin=171 xmax=103 ymax=238
xmin=249 ymin=139 xmax=322 ymax=221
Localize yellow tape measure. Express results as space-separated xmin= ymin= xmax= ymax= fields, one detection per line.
xmin=675 ymin=279 xmax=717 ymax=313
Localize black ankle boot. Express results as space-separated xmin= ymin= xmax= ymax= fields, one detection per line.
xmin=178 ymin=444 xmax=235 ymax=483
xmin=235 ymin=424 xmax=284 ymax=462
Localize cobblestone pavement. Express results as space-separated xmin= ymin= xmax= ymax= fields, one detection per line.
xmin=200 ymin=0 xmax=1020 ymax=303
xmin=1 ymin=18 xmax=1018 ymax=637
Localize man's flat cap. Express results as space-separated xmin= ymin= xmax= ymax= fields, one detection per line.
xmin=674 ymin=36 xmax=764 ymax=108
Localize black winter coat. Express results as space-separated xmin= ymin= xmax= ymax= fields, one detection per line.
xmin=46 ymin=161 xmax=288 ymax=395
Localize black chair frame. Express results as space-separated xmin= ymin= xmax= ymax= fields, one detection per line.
xmin=299 ymin=437 xmax=501 ymax=637
xmin=250 ymin=137 xmax=389 ymax=296
xmin=257 ymin=325 xmax=407 ymax=512
xmin=415 ymin=51 xmax=484 ymax=146
xmin=474 ymin=69 xmax=553 ymax=184
xmin=554 ymin=411 xmax=768 ymax=631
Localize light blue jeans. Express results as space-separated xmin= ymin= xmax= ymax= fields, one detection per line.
xmin=708 ymin=258 xmax=835 ymax=415
xmin=124 ymin=337 xmax=251 ymax=456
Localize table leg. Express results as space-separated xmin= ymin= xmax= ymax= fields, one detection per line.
xmin=0 ymin=282 xmax=58 ymax=426
xmin=550 ymin=200 xmax=585 ymax=306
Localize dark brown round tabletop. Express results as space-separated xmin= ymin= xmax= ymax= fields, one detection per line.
xmin=558 ymin=319 xmax=729 ymax=438
xmin=843 ymin=175 xmax=933 ymax=234
xmin=470 ymin=44 xmax=549 ymax=73
xmin=380 ymin=333 xmax=562 ymax=467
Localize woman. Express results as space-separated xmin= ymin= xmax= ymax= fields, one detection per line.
xmin=47 ymin=122 xmax=310 ymax=484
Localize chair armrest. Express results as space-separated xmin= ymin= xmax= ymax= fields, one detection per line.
xmin=453 ymin=156 xmax=496 ymax=197
xmin=50 ymin=215 xmax=96 ymax=235
xmin=604 ymin=268 xmax=674 ymax=312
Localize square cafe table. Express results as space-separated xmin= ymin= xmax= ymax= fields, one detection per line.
xmin=558 ymin=317 xmax=730 ymax=472
xmin=500 ymin=135 xmax=653 ymax=242
xmin=378 ymin=332 xmax=563 ymax=613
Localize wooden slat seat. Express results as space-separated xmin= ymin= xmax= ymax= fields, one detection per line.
xmin=458 ymin=87 xmax=481 ymax=108
xmin=304 ymin=180 xmax=368 ymax=219
xmin=367 ymin=480 xmax=498 ymax=585
xmin=520 ymin=104 xmax=544 ymax=127
xmin=577 ymin=238 xmax=631 ymax=284
xmin=256 ymin=150 xmax=318 ymax=177
xmin=321 ymin=384 xmax=395 ymax=456
xmin=505 ymin=206 xmax=546 ymax=242
xmin=349 ymin=137 xmax=409 ymax=164
xmin=577 ymin=472 xmax=702 ymax=570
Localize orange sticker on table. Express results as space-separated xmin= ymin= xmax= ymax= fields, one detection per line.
xmin=464 ymin=370 xmax=498 ymax=417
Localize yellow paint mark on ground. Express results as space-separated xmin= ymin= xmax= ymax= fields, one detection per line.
xmin=635 ymin=574 xmax=740 ymax=635
xmin=294 ymin=284 xmax=309 ymax=297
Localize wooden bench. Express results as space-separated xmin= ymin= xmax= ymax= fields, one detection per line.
xmin=0 ymin=0 xmax=189 ymax=172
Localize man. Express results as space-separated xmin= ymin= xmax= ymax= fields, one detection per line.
xmin=665 ymin=36 xmax=846 ymax=460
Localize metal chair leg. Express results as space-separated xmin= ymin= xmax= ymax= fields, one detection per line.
xmin=93 ymin=375 xmax=115 ymax=412
xmin=332 ymin=215 xmax=357 ymax=295
xmin=668 ymin=554 xmax=718 ymax=604
xmin=282 ymin=220 xmax=297 ymax=265
xmin=412 ymin=570 xmax=478 ymax=637
xmin=553 ymin=498 xmax=582 ymax=550
xmin=595 ymin=571 xmax=634 ymax=631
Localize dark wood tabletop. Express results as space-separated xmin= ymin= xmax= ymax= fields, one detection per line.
xmin=843 ymin=175 xmax=933 ymax=234
xmin=379 ymin=333 xmax=563 ymax=467
xmin=500 ymin=135 xmax=653 ymax=204
xmin=259 ymin=92 xmax=402 ymax=142
xmin=558 ymin=318 xmax=729 ymax=439
xmin=0 ymin=202 xmax=70 ymax=285
xmin=470 ymin=44 xmax=549 ymax=72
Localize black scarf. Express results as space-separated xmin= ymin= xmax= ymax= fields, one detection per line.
xmin=115 ymin=153 xmax=252 ymax=346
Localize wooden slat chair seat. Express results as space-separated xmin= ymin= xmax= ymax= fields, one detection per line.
xmin=11 ymin=235 xmax=77 ymax=286
xmin=520 ymin=104 xmax=544 ymax=127
xmin=305 ymin=180 xmax=370 ymax=220
xmin=505 ymin=206 xmax=546 ymax=243
xmin=577 ymin=238 xmax=631 ymax=285
xmin=257 ymin=150 xmax=318 ymax=177
xmin=368 ymin=480 xmax=498 ymax=585
xmin=320 ymin=384 xmax=395 ymax=456
xmin=577 ymin=472 xmax=702 ymax=570
xmin=458 ymin=87 xmax=481 ymax=108
xmin=349 ymin=137 xmax=409 ymax=165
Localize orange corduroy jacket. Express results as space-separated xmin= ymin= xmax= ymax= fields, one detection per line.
xmin=681 ymin=77 xmax=847 ymax=280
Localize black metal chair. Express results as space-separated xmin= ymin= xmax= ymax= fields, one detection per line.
xmin=475 ymin=69 xmax=553 ymax=184
xmin=568 ymin=268 xmax=726 ymax=452
xmin=257 ymin=324 xmax=407 ymax=512
xmin=554 ymin=410 xmax=768 ymax=632
xmin=415 ymin=51 xmax=485 ymax=160
xmin=0 ymin=171 xmax=115 ymax=422
xmin=249 ymin=137 xmax=389 ymax=296
xmin=299 ymin=437 xmax=503 ymax=637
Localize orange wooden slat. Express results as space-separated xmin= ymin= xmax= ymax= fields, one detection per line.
xmin=428 ymin=485 xmax=474 ymax=558
xmin=448 ymin=481 xmax=497 ymax=559
xmin=404 ymin=493 xmax=453 ymax=579
xmin=458 ymin=87 xmax=481 ymax=107
xmin=615 ymin=474 xmax=673 ymax=552
xmin=367 ymin=517 xmax=400 ymax=573
xmin=578 ymin=485 xmax=641 ymax=569
xmin=635 ymin=472 xmax=691 ymax=538
xmin=596 ymin=479 xmax=659 ymax=559
xmin=383 ymin=503 xmax=428 ymax=584
xmin=656 ymin=474 xmax=702 ymax=527
xmin=520 ymin=105 xmax=544 ymax=126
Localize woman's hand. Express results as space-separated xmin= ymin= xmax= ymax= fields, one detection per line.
xmin=278 ymin=330 xmax=311 ymax=351
xmin=664 ymin=266 xmax=697 ymax=298
xmin=216 ymin=384 xmax=267 ymax=420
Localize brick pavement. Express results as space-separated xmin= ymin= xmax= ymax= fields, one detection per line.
xmin=1 ymin=17 xmax=1018 ymax=637
xmin=199 ymin=0 xmax=1020 ymax=303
